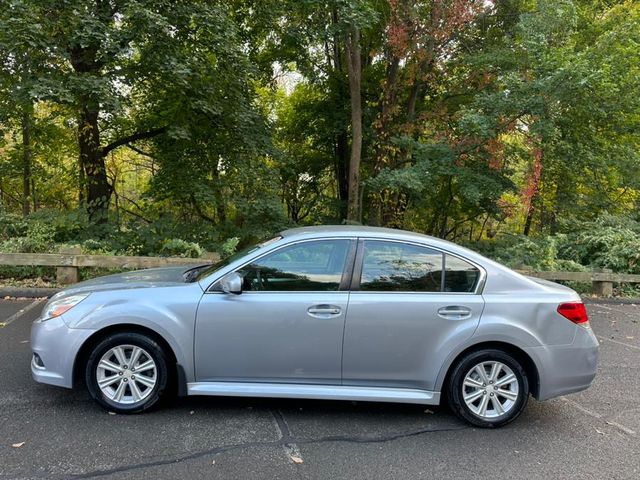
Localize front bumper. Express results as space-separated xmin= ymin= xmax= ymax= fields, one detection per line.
xmin=30 ymin=315 xmax=95 ymax=388
xmin=525 ymin=324 xmax=599 ymax=401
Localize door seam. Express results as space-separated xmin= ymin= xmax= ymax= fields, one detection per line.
xmin=339 ymin=291 xmax=351 ymax=386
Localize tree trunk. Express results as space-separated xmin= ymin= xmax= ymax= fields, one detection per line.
xmin=523 ymin=147 xmax=543 ymax=236
xmin=523 ymin=196 xmax=535 ymax=236
xmin=21 ymin=109 xmax=32 ymax=217
xmin=68 ymin=1 xmax=114 ymax=223
xmin=335 ymin=132 xmax=349 ymax=220
xmin=345 ymin=26 xmax=362 ymax=223
xmin=78 ymin=105 xmax=111 ymax=223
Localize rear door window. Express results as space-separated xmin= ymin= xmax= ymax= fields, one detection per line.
xmin=356 ymin=241 xmax=481 ymax=293
xmin=359 ymin=241 xmax=443 ymax=292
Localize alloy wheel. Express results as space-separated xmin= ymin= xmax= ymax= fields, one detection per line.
xmin=462 ymin=361 xmax=520 ymax=419
xmin=96 ymin=344 xmax=158 ymax=405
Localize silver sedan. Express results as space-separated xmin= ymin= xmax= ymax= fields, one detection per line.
xmin=31 ymin=226 xmax=599 ymax=427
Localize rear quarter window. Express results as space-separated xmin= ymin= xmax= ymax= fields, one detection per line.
xmin=444 ymin=254 xmax=480 ymax=293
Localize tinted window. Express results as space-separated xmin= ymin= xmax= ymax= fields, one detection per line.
xmin=195 ymin=236 xmax=282 ymax=282
xmin=238 ymin=240 xmax=350 ymax=291
xmin=444 ymin=254 xmax=480 ymax=293
xmin=360 ymin=241 xmax=443 ymax=292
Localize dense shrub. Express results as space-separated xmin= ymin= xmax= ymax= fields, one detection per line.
xmin=468 ymin=235 xmax=562 ymax=271
xmin=560 ymin=215 xmax=640 ymax=273
xmin=159 ymin=239 xmax=204 ymax=258
xmin=469 ymin=214 xmax=640 ymax=276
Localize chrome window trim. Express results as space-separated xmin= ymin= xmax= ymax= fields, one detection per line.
xmin=204 ymin=234 xmax=486 ymax=295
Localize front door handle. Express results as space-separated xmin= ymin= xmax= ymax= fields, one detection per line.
xmin=437 ymin=305 xmax=472 ymax=320
xmin=307 ymin=304 xmax=342 ymax=317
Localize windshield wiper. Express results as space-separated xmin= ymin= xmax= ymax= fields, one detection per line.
xmin=183 ymin=264 xmax=211 ymax=283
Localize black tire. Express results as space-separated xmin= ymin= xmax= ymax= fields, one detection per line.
xmin=85 ymin=332 xmax=169 ymax=414
xmin=447 ymin=349 xmax=529 ymax=428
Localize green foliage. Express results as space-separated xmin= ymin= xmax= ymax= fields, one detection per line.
xmin=1 ymin=0 xmax=640 ymax=290
xmin=559 ymin=216 xmax=640 ymax=273
xmin=469 ymin=235 xmax=562 ymax=271
xmin=220 ymin=237 xmax=240 ymax=258
xmin=470 ymin=214 xmax=640 ymax=276
xmin=159 ymin=239 xmax=203 ymax=259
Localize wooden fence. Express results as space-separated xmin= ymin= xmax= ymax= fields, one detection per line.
xmin=1 ymin=252 xmax=639 ymax=294
xmin=0 ymin=250 xmax=219 ymax=284
xmin=515 ymin=269 xmax=640 ymax=296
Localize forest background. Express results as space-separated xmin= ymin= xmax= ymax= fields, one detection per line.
xmin=1 ymin=0 xmax=639 ymax=292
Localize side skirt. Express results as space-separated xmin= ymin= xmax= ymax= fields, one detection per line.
xmin=187 ymin=382 xmax=441 ymax=405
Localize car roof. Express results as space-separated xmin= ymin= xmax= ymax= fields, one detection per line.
xmin=279 ymin=225 xmax=498 ymax=273
xmin=280 ymin=225 xmax=456 ymax=248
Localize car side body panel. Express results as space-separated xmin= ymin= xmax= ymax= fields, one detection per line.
xmin=194 ymin=291 xmax=349 ymax=384
xmin=343 ymin=293 xmax=484 ymax=391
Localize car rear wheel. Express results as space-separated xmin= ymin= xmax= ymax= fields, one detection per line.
xmin=447 ymin=349 xmax=529 ymax=428
xmin=85 ymin=332 xmax=168 ymax=413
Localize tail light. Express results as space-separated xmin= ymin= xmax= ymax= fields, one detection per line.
xmin=557 ymin=302 xmax=589 ymax=325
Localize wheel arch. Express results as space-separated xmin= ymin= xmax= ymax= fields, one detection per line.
xmin=437 ymin=341 xmax=540 ymax=401
xmin=73 ymin=324 xmax=187 ymax=396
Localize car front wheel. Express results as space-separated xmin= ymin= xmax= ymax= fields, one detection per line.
xmin=447 ymin=349 xmax=529 ymax=428
xmin=85 ymin=332 xmax=169 ymax=413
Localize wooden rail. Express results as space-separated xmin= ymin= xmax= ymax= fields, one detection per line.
xmin=515 ymin=269 xmax=640 ymax=296
xmin=0 ymin=251 xmax=638 ymax=294
xmin=0 ymin=251 xmax=219 ymax=285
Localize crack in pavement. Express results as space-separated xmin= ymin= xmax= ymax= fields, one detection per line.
xmin=5 ymin=423 xmax=467 ymax=480
xmin=271 ymin=409 xmax=303 ymax=463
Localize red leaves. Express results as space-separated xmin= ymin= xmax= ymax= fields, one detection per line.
xmin=387 ymin=0 xmax=410 ymax=57
xmin=522 ymin=147 xmax=543 ymax=210
xmin=486 ymin=139 xmax=504 ymax=170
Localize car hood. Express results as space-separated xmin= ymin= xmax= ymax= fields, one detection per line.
xmin=57 ymin=265 xmax=205 ymax=295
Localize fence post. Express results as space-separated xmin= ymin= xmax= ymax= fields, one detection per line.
xmin=56 ymin=246 xmax=81 ymax=285
xmin=592 ymin=268 xmax=613 ymax=297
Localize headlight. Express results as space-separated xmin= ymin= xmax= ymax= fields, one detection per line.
xmin=41 ymin=293 xmax=90 ymax=321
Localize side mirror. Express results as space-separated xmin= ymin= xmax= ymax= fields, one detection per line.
xmin=219 ymin=272 xmax=242 ymax=295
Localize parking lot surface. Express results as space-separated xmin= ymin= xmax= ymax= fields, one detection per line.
xmin=1 ymin=299 xmax=639 ymax=479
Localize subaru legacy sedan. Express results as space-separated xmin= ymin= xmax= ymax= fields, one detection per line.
xmin=31 ymin=226 xmax=598 ymax=427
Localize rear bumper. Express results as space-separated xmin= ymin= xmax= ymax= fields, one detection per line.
xmin=525 ymin=325 xmax=599 ymax=401
xmin=30 ymin=315 xmax=94 ymax=388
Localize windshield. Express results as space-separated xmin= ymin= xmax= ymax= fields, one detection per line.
xmin=193 ymin=236 xmax=282 ymax=282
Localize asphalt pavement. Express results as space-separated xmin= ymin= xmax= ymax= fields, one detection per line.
xmin=1 ymin=299 xmax=639 ymax=479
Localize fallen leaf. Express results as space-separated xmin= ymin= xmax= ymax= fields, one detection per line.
xmin=290 ymin=456 xmax=303 ymax=464
xmin=190 ymin=411 xmax=195 ymax=415
xmin=20 ymin=340 xmax=29 ymax=344
xmin=107 ymin=411 xmax=116 ymax=416
xmin=595 ymin=428 xmax=606 ymax=436
xmin=211 ymin=460 xmax=216 ymax=465
xmin=626 ymin=336 xmax=634 ymax=340
xmin=11 ymin=442 xmax=25 ymax=448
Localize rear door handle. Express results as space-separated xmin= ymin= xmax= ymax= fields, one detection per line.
xmin=307 ymin=304 xmax=342 ymax=317
xmin=437 ymin=306 xmax=472 ymax=320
